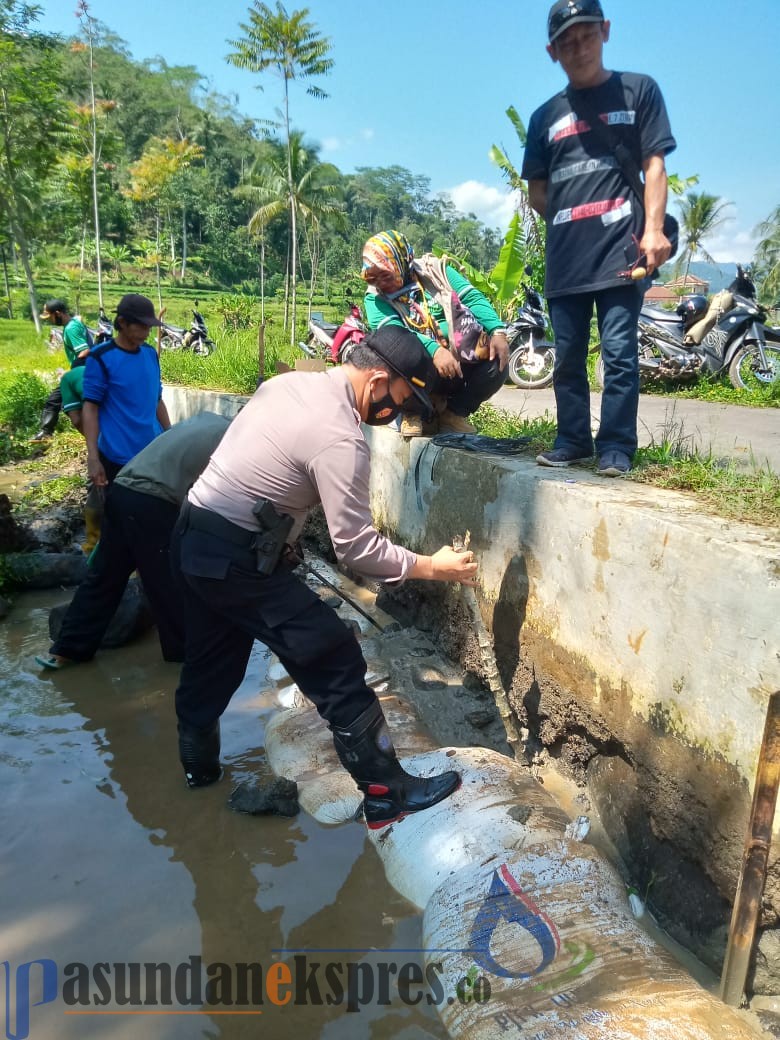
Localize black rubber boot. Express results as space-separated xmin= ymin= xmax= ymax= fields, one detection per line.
xmin=31 ymin=405 xmax=59 ymax=441
xmin=332 ymin=701 xmax=460 ymax=829
xmin=178 ymin=720 xmax=222 ymax=788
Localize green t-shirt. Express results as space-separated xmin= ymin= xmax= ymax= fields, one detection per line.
xmin=363 ymin=263 xmax=504 ymax=358
xmin=62 ymin=317 xmax=91 ymax=367
xmin=60 ymin=367 xmax=84 ymax=413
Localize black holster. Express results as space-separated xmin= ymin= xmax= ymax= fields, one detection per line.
xmin=252 ymin=497 xmax=294 ymax=576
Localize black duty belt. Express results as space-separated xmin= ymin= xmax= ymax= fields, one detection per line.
xmin=183 ymin=502 xmax=259 ymax=547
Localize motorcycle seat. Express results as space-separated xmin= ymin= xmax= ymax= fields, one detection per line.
xmin=640 ymin=305 xmax=681 ymax=325
xmin=313 ymin=320 xmax=340 ymax=335
xmin=165 ymin=324 xmax=186 ymax=335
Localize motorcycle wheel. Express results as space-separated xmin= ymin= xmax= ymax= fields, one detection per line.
xmin=728 ymin=344 xmax=780 ymax=391
xmin=192 ymin=338 xmax=214 ymax=357
xmin=507 ymin=341 xmax=555 ymax=389
xmin=160 ymin=333 xmax=181 ymax=353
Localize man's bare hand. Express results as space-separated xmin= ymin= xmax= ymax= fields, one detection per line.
xmin=88 ymin=456 xmax=108 ymax=487
xmin=640 ymin=227 xmax=672 ymax=276
xmin=433 ymin=345 xmax=462 ymax=380
xmin=409 ymin=545 xmax=479 ymax=584
xmin=490 ymin=330 xmax=510 ymax=371
xmin=430 ymin=545 xmax=479 ymax=584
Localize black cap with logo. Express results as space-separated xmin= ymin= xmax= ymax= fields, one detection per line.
xmin=363 ymin=325 xmax=434 ymax=420
xmin=115 ymin=293 xmax=162 ymax=327
xmin=547 ymin=0 xmax=604 ymax=43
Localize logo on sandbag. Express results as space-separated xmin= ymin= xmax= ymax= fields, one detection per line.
xmin=469 ymin=864 xmax=561 ymax=979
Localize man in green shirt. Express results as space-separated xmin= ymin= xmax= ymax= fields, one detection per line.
xmin=31 ymin=299 xmax=92 ymax=441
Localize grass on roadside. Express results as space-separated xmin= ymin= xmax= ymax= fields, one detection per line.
xmin=474 ymin=403 xmax=780 ymax=528
xmin=160 ymin=327 xmax=304 ymax=394
xmin=640 ymin=375 xmax=780 ymax=408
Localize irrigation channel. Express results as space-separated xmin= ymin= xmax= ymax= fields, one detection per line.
xmin=0 ymin=565 xmax=774 ymax=1039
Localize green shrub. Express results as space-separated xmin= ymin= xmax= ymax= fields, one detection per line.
xmin=215 ymin=293 xmax=258 ymax=331
xmin=0 ymin=371 xmax=49 ymax=464
xmin=0 ymin=371 xmax=47 ymax=430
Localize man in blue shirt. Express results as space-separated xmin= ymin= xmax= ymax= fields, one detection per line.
xmin=82 ymin=293 xmax=171 ymax=486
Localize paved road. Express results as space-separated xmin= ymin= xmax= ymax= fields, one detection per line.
xmin=492 ymin=385 xmax=780 ymax=472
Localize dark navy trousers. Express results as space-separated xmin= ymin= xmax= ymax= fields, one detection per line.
xmin=549 ymin=283 xmax=644 ymax=458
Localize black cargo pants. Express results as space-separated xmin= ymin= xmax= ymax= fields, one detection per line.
xmin=172 ymin=503 xmax=376 ymax=732
xmin=50 ymin=483 xmax=187 ymax=662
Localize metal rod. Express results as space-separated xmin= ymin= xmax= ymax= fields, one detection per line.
xmin=299 ymin=559 xmax=383 ymax=632
xmin=720 ymin=690 xmax=780 ymax=1006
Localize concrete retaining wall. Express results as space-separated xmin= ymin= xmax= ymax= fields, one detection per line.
xmin=163 ymin=384 xmax=780 ymax=983
xmin=362 ymin=426 xmax=780 ymax=981
xmin=364 ymin=428 xmax=779 ymax=781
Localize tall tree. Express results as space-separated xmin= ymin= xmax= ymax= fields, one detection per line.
xmin=0 ymin=0 xmax=66 ymax=331
xmin=676 ymin=191 xmax=730 ymax=285
xmin=241 ymin=133 xmax=343 ymax=323
xmin=753 ymin=205 xmax=780 ymax=307
xmin=74 ymin=0 xmax=111 ymax=308
xmin=124 ymin=136 xmax=203 ymax=304
xmin=227 ymin=2 xmax=333 ymax=342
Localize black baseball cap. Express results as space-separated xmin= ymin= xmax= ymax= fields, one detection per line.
xmin=364 ymin=325 xmax=434 ymax=420
xmin=40 ymin=298 xmax=68 ymax=318
xmin=115 ymin=293 xmax=162 ymax=327
xmin=548 ymin=0 xmax=604 ymax=43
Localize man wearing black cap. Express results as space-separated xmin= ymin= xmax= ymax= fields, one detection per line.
xmin=82 ymin=293 xmax=171 ymax=486
xmin=172 ymin=325 xmax=478 ymax=828
xmin=523 ymin=0 xmax=676 ymax=476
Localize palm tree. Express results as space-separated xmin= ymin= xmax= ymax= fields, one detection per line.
xmin=241 ymin=133 xmax=344 ymax=325
xmin=227 ymin=2 xmax=333 ymax=343
xmin=676 ymin=191 xmax=731 ymax=286
xmin=753 ymin=205 xmax=780 ymax=306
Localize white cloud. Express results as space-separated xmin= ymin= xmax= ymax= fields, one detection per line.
xmin=319 ymin=129 xmax=374 ymax=154
xmin=707 ymin=226 xmax=758 ymax=265
xmin=443 ymin=180 xmax=517 ymax=230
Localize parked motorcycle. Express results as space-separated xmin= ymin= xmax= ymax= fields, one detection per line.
xmin=160 ymin=302 xmax=215 ymax=356
xmin=595 ymin=266 xmax=780 ymax=392
xmin=299 ymin=302 xmax=366 ymax=364
xmin=505 ymin=268 xmax=555 ymax=389
xmin=88 ymin=308 xmax=114 ymax=346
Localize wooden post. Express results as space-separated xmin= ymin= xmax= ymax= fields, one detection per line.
xmin=720 ymin=691 xmax=780 ymax=1005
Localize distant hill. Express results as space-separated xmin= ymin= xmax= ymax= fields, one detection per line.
xmin=657 ymin=260 xmax=743 ymax=292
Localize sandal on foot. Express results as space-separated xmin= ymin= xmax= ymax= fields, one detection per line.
xmin=34 ymin=654 xmax=73 ymax=671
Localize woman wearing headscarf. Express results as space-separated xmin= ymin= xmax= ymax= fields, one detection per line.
xmin=361 ymin=230 xmax=509 ymax=436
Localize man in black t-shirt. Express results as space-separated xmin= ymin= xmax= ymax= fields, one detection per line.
xmin=522 ymin=0 xmax=676 ymax=475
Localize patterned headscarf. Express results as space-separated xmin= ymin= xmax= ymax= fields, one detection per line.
xmin=360 ymin=230 xmax=413 ymax=285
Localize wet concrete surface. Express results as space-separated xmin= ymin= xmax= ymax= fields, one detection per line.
xmin=1 ymin=588 xmax=448 ymax=1040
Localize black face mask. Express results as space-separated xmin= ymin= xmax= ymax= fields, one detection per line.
xmin=365 ymin=389 xmax=401 ymax=426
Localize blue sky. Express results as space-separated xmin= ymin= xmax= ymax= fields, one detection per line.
xmin=42 ymin=0 xmax=779 ymax=265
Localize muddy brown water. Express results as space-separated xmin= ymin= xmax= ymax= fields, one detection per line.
xmin=5 ymin=585 xmax=773 ymax=1040
xmin=1 ymin=588 xmax=448 ymax=1040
